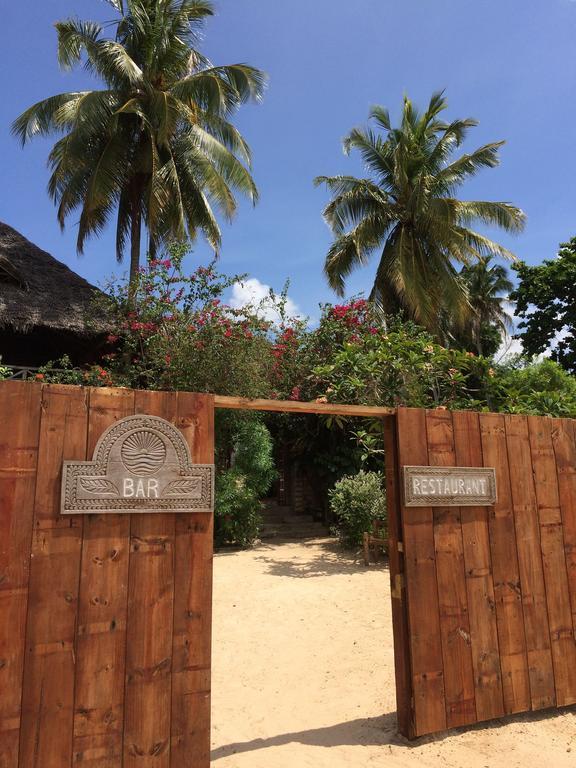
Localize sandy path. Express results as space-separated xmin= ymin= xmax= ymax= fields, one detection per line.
xmin=211 ymin=538 xmax=576 ymax=767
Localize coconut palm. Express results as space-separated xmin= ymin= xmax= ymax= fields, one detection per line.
xmin=12 ymin=0 xmax=265 ymax=290
xmin=315 ymin=92 xmax=525 ymax=334
xmin=458 ymin=256 xmax=514 ymax=356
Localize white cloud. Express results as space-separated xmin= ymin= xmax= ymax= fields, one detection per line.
xmin=228 ymin=278 xmax=303 ymax=323
xmin=496 ymin=333 xmax=524 ymax=362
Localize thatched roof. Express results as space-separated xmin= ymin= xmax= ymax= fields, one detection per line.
xmin=0 ymin=222 xmax=108 ymax=335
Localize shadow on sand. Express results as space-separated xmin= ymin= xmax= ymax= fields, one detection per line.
xmin=212 ymin=704 xmax=576 ymax=760
xmin=252 ymin=538 xmax=389 ymax=579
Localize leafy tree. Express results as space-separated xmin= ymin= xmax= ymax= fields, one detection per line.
xmin=455 ymin=257 xmax=513 ymax=356
xmin=315 ymin=92 xmax=525 ymax=335
xmin=12 ymin=0 xmax=265 ymax=289
xmin=511 ymin=239 xmax=576 ymax=373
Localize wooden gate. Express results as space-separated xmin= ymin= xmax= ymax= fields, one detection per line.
xmin=3 ymin=383 xmax=576 ymax=759
xmin=0 ymin=381 xmax=214 ymax=767
xmin=386 ymin=407 xmax=576 ymax=739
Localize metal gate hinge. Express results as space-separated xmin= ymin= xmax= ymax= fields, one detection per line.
xmin=391 ymin=573 xmax=404 ymax=600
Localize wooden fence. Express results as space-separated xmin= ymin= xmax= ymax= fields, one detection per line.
xmin=0 ymin=381 xmax=214 ymax=767
xmin=3 ymin=382 xmax=576 ymax=759
xmin=387 ymin=407 xmax=576 ymax=738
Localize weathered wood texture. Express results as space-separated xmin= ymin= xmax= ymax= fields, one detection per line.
xmin=394 ymin=407 xmax=576 ymax=739
xmin=0 ymin=383 xmax=213 ymax=768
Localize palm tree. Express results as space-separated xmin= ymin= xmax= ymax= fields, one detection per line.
xmin=12 ymin=0 xmax=265 ymax=291
xmin=315 ymin=92 xmax=525 ymax=334
xmin=459 ymin=256 xmax=513 ymax=356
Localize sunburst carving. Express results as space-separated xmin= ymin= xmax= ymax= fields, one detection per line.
xmin=121 ymin=430 xmax=166 ymax=475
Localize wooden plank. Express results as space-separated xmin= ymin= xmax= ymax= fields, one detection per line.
xmin=122 ymin=391 xmax=177 ymax=766
xmin=383 ymin=417 xmax=413 ymax=738
xmin=19 ymin=386 xmax=88 ymax=768
xmin=528 ymin=416 xmax=576 ymax=707
xmin=0 ymin=381 xmax=42 ymax=768
xmin=396 ymin=408 xmax=446 ymax=737
xmin=479 ymin=413 xmax=531 ymax=714
xmin=504 ymin=414 xmax=555 ymax=711
xmin=551 ymin=420 xmax=576 ymax=647
xmin=425 ymin=410 xmax=476 ymax=728
xmin=72 ymin=387 xmax=135 ymax=767
xmin=452 ymin=410 xmax=504 ymax=723
xmin=170 ymin=392 xmax=214 ymax=767
xmin=213 ymin=394 xmax=394 ymax=417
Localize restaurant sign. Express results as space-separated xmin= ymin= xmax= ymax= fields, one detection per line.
xmin=403 ymin=466 xmax=497 ymax=507
xmin=61 ymin=414 xmax=214 ymax=514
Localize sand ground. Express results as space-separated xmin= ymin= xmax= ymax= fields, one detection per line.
xmin=211 ymin=537 xmax=576 ymax=768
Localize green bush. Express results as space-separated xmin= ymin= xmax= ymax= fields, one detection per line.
xmin=328 ymin=470 xmax=387 ymax=548
xmin=489 ymin=358 xmax=576 ymax=417
xmin=215 ymin=470 xmax=262 ymax=547
xmin=214 ymin=419 xmax=277 ymax=547
xmin=233 ymin=420 xmax=277 ymax=497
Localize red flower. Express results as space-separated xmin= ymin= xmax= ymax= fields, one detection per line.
xmin=289 ymin=386 xmax=301 ymax=401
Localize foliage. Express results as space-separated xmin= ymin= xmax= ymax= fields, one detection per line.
xmin=31 ymin=355 xmax=115 ymax=386
xmin=328 ymin=471 xmax=387 ymax=548
xmin=232 ymin=419 xmax=277 ymax=497
xmin=214 ymin=417 xmax=276 ymax=547
xmin=215 ymin=469 xmax=261 ymax=547
xmin=12 ymin=0 xmax=265 ymax=286
xmin=511 ymin=239 xmax=576 ymax=374
xmin=489 ymin=359 xmax=576 ymax=417
xmin=95 ymin=242 xmax=275 ymax=395
xmin=309 ymin=308 xmax=494 ymax=412
xmin=315 ymin=91 xmax=525 ymax=336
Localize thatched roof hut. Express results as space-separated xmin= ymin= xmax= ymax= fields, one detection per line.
xmin=0 ymin=222 xmax=109 ymax=366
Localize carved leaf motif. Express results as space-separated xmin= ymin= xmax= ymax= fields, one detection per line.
xmin=79 ymin=478 xmax=119 ymax=496
xmin=163 ymin=478 xmax=202 ymax=496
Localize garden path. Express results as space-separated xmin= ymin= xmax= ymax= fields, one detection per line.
xmin=212 ymin=538 xmax=576 ymax=768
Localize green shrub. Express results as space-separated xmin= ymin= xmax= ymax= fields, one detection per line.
xmin=214 ymin=419 xmax=276 ymax=547
xmin=215 ymin=469 xmax=262 ymax=547
xmin=233 ymin=420 xmax=277 ymax=497
xmin=328 ymin=470 xmax=387 ymax=548
xmin=490 ymin=358 xmax=576 ymax=417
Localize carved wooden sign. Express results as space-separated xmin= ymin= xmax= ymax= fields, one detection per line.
xmin=403 ymin=466 xmax=497 ymax=507
xmin=61 ymin=414 xmax=214 ymax=514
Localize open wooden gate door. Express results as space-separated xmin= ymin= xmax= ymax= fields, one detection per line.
xmin=387 ymin=407 xmax=576 ymax=739
xmin=0 ymin=382 xmax=214 ymax=768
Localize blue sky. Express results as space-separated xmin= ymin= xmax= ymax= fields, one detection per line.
xmin=1 ymin=0 xmax=576 ymax=320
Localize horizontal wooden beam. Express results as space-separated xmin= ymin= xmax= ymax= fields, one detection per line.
xmin=213 ymin=394 xmax=395 ymax=418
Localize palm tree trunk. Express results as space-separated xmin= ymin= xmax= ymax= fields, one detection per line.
xmin=128 ymin=192 xmax=142 ymax=302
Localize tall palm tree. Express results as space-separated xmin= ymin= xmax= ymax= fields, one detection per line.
xmin=459 ymin=256 xmax=514 ymax=356
xmin=12 ymin=0 xmax=265 ymax=290
xmin=315 ymin=92 xmax=525 ymax=334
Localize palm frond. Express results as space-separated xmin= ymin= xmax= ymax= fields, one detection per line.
xmin=12 ymin=93 xmax=87 ymax=144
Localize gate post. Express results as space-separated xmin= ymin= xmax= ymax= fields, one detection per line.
xmin=383 ymin=415 xmax=415 ymax=738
